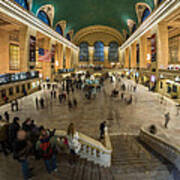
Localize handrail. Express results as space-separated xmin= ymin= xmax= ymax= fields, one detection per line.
xmin=55 ymin=129 xmax=112 ymax=167
xmin=55 ymin=129 xmax=112 ymax=154
xmin=140 ymin=127 xmax=180 ymax=153
xmin=140 ymin=127 xmax=180 ymax=170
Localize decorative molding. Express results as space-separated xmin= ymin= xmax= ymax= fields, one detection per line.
xmin=120 ymin=0 xmax=179 ymax=51
xmin=135 ymin=2 xmax=152 ymax=24
xmin=36 ymin=4 xmax=55 ymax=27
xmin=73 ymin=25 xmax=123 ymax=46
xmin=0 ymin=0 xmax=78 ymax=51
xmin=55 ymin=20 xmax=66 ymax=36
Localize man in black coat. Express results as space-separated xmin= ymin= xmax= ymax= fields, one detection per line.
xmin=13 ymin=130 xmax=32 ymax=180
xmin=9 ymin=117 xmax=20 ymax=151
xmin=99 ymin=121 xmax=106 ymax=140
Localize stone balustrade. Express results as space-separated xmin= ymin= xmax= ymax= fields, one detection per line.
xmin=55 ymin=128 xmax=112 ymax=167
xmin=139 ymin=128 xmax=180 ymax=170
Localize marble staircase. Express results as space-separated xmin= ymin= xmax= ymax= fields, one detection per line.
xmin=55 ymin=135 xmax=175 ymax=180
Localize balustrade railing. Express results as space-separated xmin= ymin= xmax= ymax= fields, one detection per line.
xmin=55 ymin=128 xmax=112 ymax=167
xmin=140 ymin=128 xmax=180 ymax=170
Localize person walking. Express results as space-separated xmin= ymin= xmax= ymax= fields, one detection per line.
xmin=15 ymin=99 xmax=19 ymax=111
xmin=40 ymin=97 xmax=45 ymax=109
xmin=13 ymin=130 xmax=33 ymax=180
xmin=99 ymin=121 xmax=107 ymax=140
xmin=164 ymin=112 xmax=170 ymax=128
xmin=35 ymin=97 xmax=39 ymax=109
xmin=4 ymin=111 xmax=10 ymax=122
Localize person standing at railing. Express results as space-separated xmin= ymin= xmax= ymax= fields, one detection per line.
xmin=67 ymin=123 xmax=81 ymax=165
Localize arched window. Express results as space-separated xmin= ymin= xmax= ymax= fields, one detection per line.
xmin=55 ymin=25 xmax=63 ymax=35
xmin=158 ymin=0 xmax=163 ymax=5
xmin=37 ymin=10 xmax=50 ymax=26
xmin=66 ymin=33 xmax=71 ymax=41
xmin=108 ymin=42 xmax=119 ymax=62
xmin=79 ymin=42 xmax=89 ymax=62
xmin=141 ymin=8 xmax=151 ymax=22
xmin=94 ymin=41 xmax=104 ymax=62
xmin=14 ymin=0 xmax=28 ymax=10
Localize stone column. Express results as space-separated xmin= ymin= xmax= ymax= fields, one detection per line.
xmin=130 ymin=42 xmax=137 ymax=68
xmin=124 ymin=48 xmax=130 ymax=68
xmin=19 ymin=26 xmax=29 ymax=72
xmin=42 ymin=37 xmax=51 ymax=80
xmin=139 ymin=35 xmax=148 ymax=69
xmin=157 ymin=23 xmax=169 ymax=69
xmin=88 ymin=47 xmax=94 ymax=65
xmin=104 ymin=46 xmax=109 ymax=68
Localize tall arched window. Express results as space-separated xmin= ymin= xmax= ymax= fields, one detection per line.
xmin=14 ymin=0 xmax=28 ymax=10
xmin=55 ymin=25 xmax=63 ymax=35
xmin=37 ymin=10 xmax=50 ymax=26
xmin=79 ymin=42 xmax=89 ymax=62
xmin=141 ymin=8 xmax=151 ymax=22
xmin=158 ymin=0 xmax=163 ymax=5
xmin=66 ymin=33 xmax=71 ymax=41
xmin=94 ymin=41 xmax=104 ymax=62
xmin=108 ymin=42 xmax=119 ymax=62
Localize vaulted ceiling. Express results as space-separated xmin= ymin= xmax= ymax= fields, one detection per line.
xmin=31 ymin=0 xmax=155 ymax=34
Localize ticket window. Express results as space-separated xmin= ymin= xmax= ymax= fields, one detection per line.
xmin=1 ymin=89 xmax=6 ymax=98
xmin=16 ymin=86 xmax=20 ymax=94
xmin=167 ymin=86 xmax=171 ymax=93
xmin=160 ymin=82 xmax=163 ymax=89
xmin=9 ymin=87 xmax=13 ymax=96
xmin=172 ymin=85 xmax=177 ymax=93
xmin=27 ymin=83 xmax=31 ymax=90
xmin=22 ymin=84 xmax=26 ymax=93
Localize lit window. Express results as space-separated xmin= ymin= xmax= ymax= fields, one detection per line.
xmin=94 ymin=41 xmax=104 ymax=62
xmin=56 ymin=25 xmax=63 ymax=35
xmin=79 ymin=42 xmax=89 ymax=62
xmin=37 ymin=10 xmax=50 ymax=26
xmin=141 ymin=8 xmax=151 ymax=22
xmin=9 ymin=44 xmax=20 ymax=70
xmin=14 ymin=0 xmax=28 ymax=10
xmin=108 ymin=42 xmax=119 ymax=62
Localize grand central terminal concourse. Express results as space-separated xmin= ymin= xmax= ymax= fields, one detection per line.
xmin=0 ymin=0 xmax=180 ymax=179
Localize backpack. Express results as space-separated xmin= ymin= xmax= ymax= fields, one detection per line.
xmin=39 ymin=137 xmax=53 ymax=159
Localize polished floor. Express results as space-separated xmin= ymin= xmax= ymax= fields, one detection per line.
xmin=0 ymin=78 xmax=179 ymax=180
xmin=0 ymin=78 xmax=179 ymax=143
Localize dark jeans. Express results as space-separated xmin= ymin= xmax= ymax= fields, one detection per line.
xmin=100 ymin=131 xmax=105 ymax=139
xmin=0 ymin=141 xmax=8 ymax=155
xmin=19 ymin=159 xmax=31 ymax=180
xmin=44 ymin=155 xmax=57 ymax=174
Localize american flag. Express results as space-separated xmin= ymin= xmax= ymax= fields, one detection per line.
xmin=38 ymin=48 xmax=51 ymax=62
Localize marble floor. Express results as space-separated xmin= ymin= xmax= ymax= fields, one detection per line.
xmin=0 ymin=78 xmax=179 ymax=144
xmin=0 ymin=78 xmax=179 ymax=180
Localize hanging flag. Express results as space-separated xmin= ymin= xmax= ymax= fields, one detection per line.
xmin=38 ymin=48 xmax=51 ymax=62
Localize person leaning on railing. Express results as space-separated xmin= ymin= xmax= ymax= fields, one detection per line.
xmin=66 ymin=123 xmax=81 ymax=165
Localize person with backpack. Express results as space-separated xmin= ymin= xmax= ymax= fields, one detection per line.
xmin=36 ymin=129 xmax=58 ymax=174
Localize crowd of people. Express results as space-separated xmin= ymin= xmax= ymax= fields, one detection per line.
xmin=0 ymin=111 xmax=85 ymax=180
